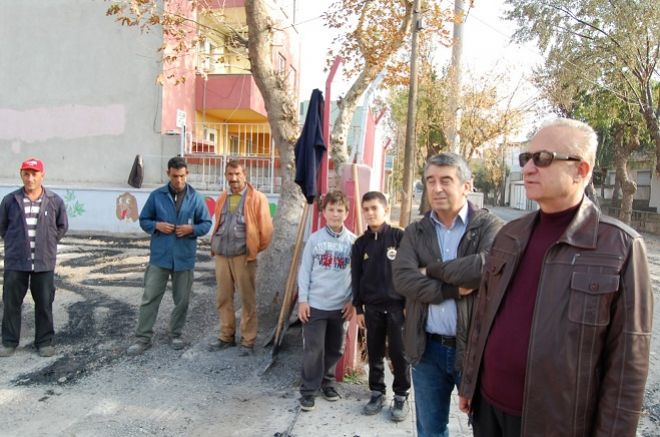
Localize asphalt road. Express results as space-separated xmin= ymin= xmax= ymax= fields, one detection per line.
xmin=0 ymin=206 xmax=657 ymax=436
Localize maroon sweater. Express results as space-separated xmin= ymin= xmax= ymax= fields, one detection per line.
xmin=480 ymin=204 xmax=579 ymax=415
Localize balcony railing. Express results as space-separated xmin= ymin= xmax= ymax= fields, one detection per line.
xmin=185 ymin=122 xmax=280 ymax=194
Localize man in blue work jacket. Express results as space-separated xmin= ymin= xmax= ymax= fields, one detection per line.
xmin=127 ymin=156 xmax=212 ymax=355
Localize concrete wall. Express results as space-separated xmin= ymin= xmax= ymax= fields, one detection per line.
xmin=649 ymin=172 xmax=660 ymax=210
xmin=0 ymin=184 xmax=278 ymax=236
xmin=602 ymin=206 xmax=660 ymax=235
xmin=0 ymin=0 xmax=176 ymax=187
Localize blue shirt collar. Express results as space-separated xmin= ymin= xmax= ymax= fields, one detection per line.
xmin=430 ymin=201 xmax=469 ymax=230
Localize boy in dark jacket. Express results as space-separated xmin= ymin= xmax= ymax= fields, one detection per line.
xmin=352 ymin=191 xmax=410 ymax=421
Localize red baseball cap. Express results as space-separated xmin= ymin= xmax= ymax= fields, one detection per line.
xmin=20 ymin=158 xmax=44 ymax=172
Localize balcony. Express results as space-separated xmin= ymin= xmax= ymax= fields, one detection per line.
xmin=195 ymin=74 xmax=267 ymax=121
xmin=185 ymin=122 xmax=280 ymax=194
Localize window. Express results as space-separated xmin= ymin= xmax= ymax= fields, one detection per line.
xmin=607 ymin=171 xmax=616 ymax=186
xmin=204 ymin=127 xmax=217 ymax=145
xmin=637 ymin=170 xmax=651 ymax=185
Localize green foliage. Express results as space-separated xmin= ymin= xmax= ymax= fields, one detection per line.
xmin=341 ymin=368 xmax=366 ymax=385
xmin=572 ymin=88 xmax=654 ymax=171
xmin=506 ymin=0 xmax=660 ymax=169
xmin=472 ymin=148 xmax=510 ymax=205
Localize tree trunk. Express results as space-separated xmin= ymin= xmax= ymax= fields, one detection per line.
xmin=419 ymin=184 xmax=430 ymax=215
xmin=635 ymin=82 xmax=660 ymax=175
xmin=612 ymin=174 xmax=621 ymax=202
xmin=640 ymin=104 xmax=660 ymax=175
xmin=613 ymin=126 xmax=637 ymax=225
xmin=245 ymin=0 xmax=305 ymax=333
xmin=618 ymin=170 xmax=636 ymax=225
xmin=328 ymin=1 xmax=413 ymax=173
xmin=330 ymin=67 xmax=380 ymax=169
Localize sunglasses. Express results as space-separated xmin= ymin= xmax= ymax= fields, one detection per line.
xmin=519 ymin=150 xmax=582 ymax=168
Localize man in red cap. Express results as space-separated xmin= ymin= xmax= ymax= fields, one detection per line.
xmin=0 ymin=158 xmax=68 ymax=357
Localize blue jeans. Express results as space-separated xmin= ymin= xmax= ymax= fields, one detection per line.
xmin=412 ymin=338 xmax=461 ymax=437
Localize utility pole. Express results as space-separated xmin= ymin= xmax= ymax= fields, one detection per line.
xmin=399 ymin=0 xmax=422 ymax=227
xmin=446 ymin=0 xmax=465 ymax=154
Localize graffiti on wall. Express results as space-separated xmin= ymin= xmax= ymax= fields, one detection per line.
xmin=64 ymin=190 xmax=85 ymax=217
xmin=116 ymin=192 xmax=139 ymax=222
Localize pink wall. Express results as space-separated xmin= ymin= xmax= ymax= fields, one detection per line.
xmin=161 ymin=0 xmax=300 ymax=130
xmin=362 ymin=108 xmax=377 ymax=169
xmin=208 ymin=0 xmax=245 ymax=7
xmin=195 ymin=75 xmax=266 ymax=117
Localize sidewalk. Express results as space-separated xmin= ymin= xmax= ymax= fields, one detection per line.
xmin=289 ymin=363 xmax=470 ymax=436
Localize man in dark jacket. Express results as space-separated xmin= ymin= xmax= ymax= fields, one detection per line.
xmin=0 ymin=158 xmax=68 ymax=357
xmin=127 ymin=156 xmax=212 ymax=355
xmin=393 ymin=153 xmax=503 ymax=437
xmin=458 ymin=119 xmax=653 ymax=437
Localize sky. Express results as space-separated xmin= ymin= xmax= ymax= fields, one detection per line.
xmin=292 ymin=0 xmax=546 ymax=135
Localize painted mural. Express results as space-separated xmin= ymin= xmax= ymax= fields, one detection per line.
xmin=204 ymin=196 xmax=216 ymax=217
xmin=64 ymin=190 xmax=86 ymax=218
xmin=116 ymin=192 xmax=139 ymax=222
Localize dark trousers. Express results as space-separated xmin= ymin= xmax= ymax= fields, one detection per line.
xmin=2 ymin=270 xmax=55 ymax=348
xmin=300 ymin=307 xmax=347 ymax=396
xmin=473 ymin=393 xmax=522 ymax=437
xmin=364 ymin=306 xmax=410 ymax=396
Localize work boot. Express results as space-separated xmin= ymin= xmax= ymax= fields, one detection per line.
xmin=390 ymin=395 xmax=410 ymax=422
xmin=37 ymin=345 xmax=55 ymax=357
xmin=0 ymin=345 xmax=16 ymax=357
xmin=362 ymin=391 xmax=384 ymax=415
xmin=299 ymin=395 xmax=315 ymax=412
xmin=208 ymin=338 xmax=236 ymax=351
xmin=127 ymin=341 xmax=151 ymax=356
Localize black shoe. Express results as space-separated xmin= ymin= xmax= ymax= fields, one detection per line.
xmin=363 ymin=392 xmax=384 ymax=415
xmin=239 ymin=345 xmax=254 ymax=357
xmin=299 ymin=395 xmax=315 ymax=411
xmin=322 ymin=386 xmax=340 ymax=402
xmin=208 ymin=338 xmax=236 ymax=351
xmin=390 ymin=395 xmax=410 ymax=422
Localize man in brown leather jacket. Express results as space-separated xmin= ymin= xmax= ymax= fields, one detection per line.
xmin=458 ymin=119 xmax=653 ymax=436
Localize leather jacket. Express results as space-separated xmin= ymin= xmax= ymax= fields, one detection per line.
xmin=459 ymin=198 xmax=653 ymax=436
xmin=392 ymin=201 xmax=503 ymax=368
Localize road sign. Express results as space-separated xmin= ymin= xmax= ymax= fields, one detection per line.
xmin=176 ymin=109 xmax=186 ymax=128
